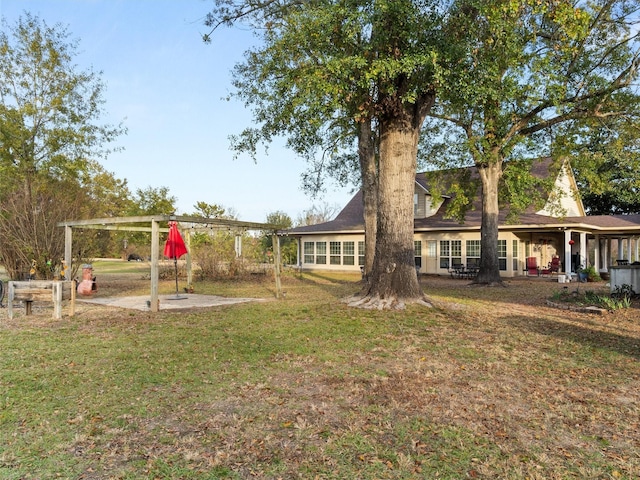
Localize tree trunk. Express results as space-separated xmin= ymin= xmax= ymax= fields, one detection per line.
xmin=358 ymin=118 xmax=377 ymax=281
xmin=349 ymin=115 xmax=429 ymax=309
xmin=475 ymin=161 xmax=504 ymax=285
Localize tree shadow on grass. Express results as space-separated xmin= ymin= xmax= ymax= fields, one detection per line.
xmin=507 ymin=314 xmax=640 ymax=360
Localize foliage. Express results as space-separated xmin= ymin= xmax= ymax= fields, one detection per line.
xmin=578 ymin=264 xmax=601 ymax=282
xmin=423 ymin=0 xmax=640 ymax=283
xmin=552 ymin=286 xmax=631 ymax=311
xmin=555 ymin=114 xmax=640 ymax=214
xmin=261 ymin=211 xmax=296 ymax=265
xmin=205 ymin=0 xmax=449 ymax=305
xmin=295 ymin=203 xmax=341 ymax=227
xmin=190 ymin=201 xmax=237 ymax=220
xmin=0 ymin=14 xmax=126 ymax=278
xmin=126 ymin=186 xmax=176 ymax=216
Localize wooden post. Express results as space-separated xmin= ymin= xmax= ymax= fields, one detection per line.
xmin=52 ymin=281 xmax=63 ymax=319
xmin=7 ymin=281 xmax=14 ymax=319
xmin=272 ymin=233 xmax=283 ymax=299
xmin=64 ymin=225 xmax=73 ymax=280
xmin=150 ymin=219 xmax=160 ymax=312
xmin=185 ymin=227 xmax=192 ymax=289
xmin=70 ymin=280 xmax=76 ymax=317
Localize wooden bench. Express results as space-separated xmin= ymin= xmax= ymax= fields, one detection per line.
xmin=7 ymin=280 xmax=76 ymax=320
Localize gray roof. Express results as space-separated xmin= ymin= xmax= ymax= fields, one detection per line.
xmin=287 ymin=160 xmax=640 ymax=236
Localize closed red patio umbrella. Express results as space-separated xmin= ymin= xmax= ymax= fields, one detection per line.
xmin=164 ymin=221 xmax=188 ymax=297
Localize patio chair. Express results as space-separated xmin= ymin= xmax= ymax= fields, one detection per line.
xmin=541 ymin=256 xmax=561 ymax=276
xmin=526 ymin=257 xmax=539 ymax=276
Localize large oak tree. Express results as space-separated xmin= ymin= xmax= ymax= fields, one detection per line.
xmin=205 ymin=0 xmax=448 ymax=308
xmin=426 ymin=0 xmax=640 ymax=284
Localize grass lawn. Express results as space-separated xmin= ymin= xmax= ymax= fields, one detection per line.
xmin=1 ymin=266 xmax=639 ymax=479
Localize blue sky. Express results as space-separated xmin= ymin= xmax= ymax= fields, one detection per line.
xmin=0 ymin=0 xmax=354 ymax=222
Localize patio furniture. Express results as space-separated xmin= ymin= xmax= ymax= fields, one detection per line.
xmin=526 ymin=257 xmax=539 ymax=276
xmin=541 ymin=256 xmax=560 ymax=276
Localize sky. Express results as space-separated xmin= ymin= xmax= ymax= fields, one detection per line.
xmin=0 ymin=0 xmax=354 ymax=222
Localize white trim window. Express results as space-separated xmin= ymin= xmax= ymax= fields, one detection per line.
xmin=330 ymin=241 xmax=341 ymax=265
xmin=316 ymin=242 xmax=327 ymax=265
xmin=466 ymin=240 xmax=481 ymax=267
xmin=498 ymin=239 xmax=507 ymax=271
xmin=440 ymin=240 xmax=462 ymax=268
xmin=303 ymin=242 xmax=315 ymax=264
xmin=414 ymin=240 xmax=422 ymax=269
xmin=343 ymin=241 xmax=355 ymax=266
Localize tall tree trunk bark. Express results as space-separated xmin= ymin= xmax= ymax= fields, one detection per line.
xmin=475 ymin=161 xmax=504 ymax=284
xmin=358 ymin=118 xmax=377 ymax=281
xmin=349 ymin=116 xmax=428 ymax=308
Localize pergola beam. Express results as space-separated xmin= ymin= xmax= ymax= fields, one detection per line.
xmin=57 ymin=214 xmax=284 ymax=312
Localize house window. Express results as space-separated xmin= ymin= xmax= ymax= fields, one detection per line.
xmin=414 ymin=240 xmax=422 ymax=269
xmin=343 ymin=241 xmax=355 ymax=266
xmin=512 ymin=240 xmax=519 ymax=272
xmin=330 ymin=241 xmax=341 ymax=265
xmin=414 ymin=193 xmax=419 ymax=215
xmin=303 ymin=242 xmax=315 ymax=264
xmin=440 ymin=240 xmax=462 ymax=269
xmin=358 ymin=241 xmax=365 ymax=266
xmin=466 ymin=240 xmax=481 ymax=267
xmin=316 ymin=242 xmax=327 ymax=265
xmin=498 ymin=239 xmax=507 ymax=271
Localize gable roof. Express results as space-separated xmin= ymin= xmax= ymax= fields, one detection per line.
xmin=287 ymin=158 xmax=637 ymax=235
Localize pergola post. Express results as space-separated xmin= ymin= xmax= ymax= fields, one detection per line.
xmin=272 ymin=233 xmax=282 ymax=299
xmin=150 ymin=219 xmax=159 ymax=312
xmin=185 ymin=227 xmax=192 ymax=289
xmin=64 ymin=225 xmax=73 ymax=280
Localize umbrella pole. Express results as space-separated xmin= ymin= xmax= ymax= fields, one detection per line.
xmin=174 ymin=257 xmax=179 ymax=297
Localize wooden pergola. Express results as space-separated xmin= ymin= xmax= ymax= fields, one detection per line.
xmin=57 ymin=215 xmax=284 ymax=312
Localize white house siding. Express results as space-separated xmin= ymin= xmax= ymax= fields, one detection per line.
xmin=414 ymin=231 xmax=524 ymax=277
xmin=536 ymin=164 xmax=584 ymax=217
xmin=299 ymin=231 xmax=528 ymax=277
xmin=299 ymin=234 xmax=365 ymax=273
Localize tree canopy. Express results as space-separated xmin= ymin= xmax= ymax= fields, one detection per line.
xmin=424 ymin=0 xmax=640 ymax=284
xmin=0 ymin=13 xmax=126 ymax=278
xmin=205 ymin=0 xmax=449 ymax=307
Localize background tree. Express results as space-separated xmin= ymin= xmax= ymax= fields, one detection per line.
xmin=295 ymin=203 xmax=341 ymax=227
xmin=0 ymin=13 xmax=125 ymax=278
xmin=205 ymin=0 xmax=447 ymax=308
xmin=554 ymin=113 xmax=640 ymax=214
xmin=424 ymin=0 xmax=640 ymax=284
xmin=207 ymin=1 xmax=379 ymax=279
xmin=261 ymin=211 xmax=295 ymax=265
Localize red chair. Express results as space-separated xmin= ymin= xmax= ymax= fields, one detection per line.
xmin=541 ymin=256 xmax=560 ymax=276
xmin=526 ymin=257 xmax=539 ymax=276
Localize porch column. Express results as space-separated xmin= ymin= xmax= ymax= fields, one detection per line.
xmin=594 ymin=234 xmax=600 ymax=272
xmin=627 ymin=237 xmax=633 ymax=263
xmin=605 ymin=238 xmax=611 ymax=270
xmin=616 ymin=238 xmax=622 ymax=261
xmin=564 ymin=229 xmax=572 ymax=274
xmin=580 ymin=232 xmax=587 ymax=268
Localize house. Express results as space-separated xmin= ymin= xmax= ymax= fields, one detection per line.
xmin=286 ymin=158 xmax=640 ymax=277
